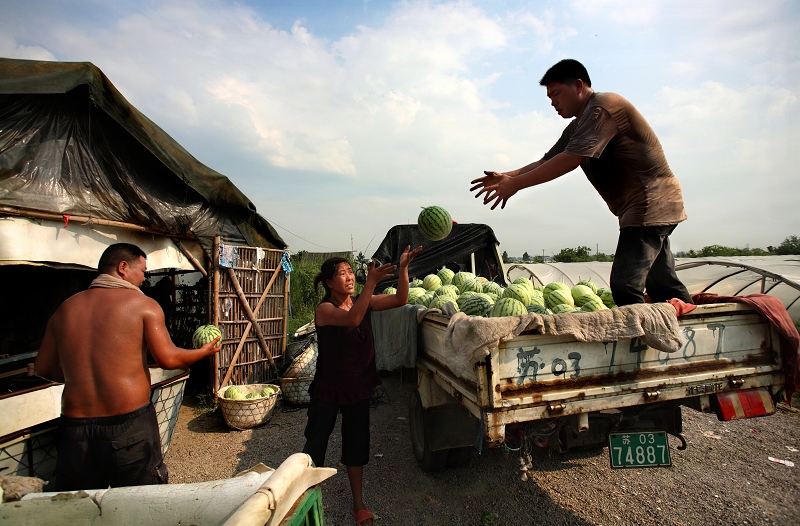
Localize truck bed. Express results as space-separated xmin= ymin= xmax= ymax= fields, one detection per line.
xmin=417 ymin=303 xmax=783 ymax=443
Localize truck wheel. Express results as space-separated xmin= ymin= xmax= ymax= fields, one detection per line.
xmin=409 ymin=389 xmax=448 ymax=472
xmin=446 ymin=446 xmax=473 ymax=468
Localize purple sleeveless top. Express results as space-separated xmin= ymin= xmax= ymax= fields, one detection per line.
xmin=310 ymin=296 xmax=381 ymax=404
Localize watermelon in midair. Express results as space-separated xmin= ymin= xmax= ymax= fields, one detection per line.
xmin=418 ymin=206 xmax=453 ymax=241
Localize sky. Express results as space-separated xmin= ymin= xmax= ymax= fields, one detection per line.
xmin=1 ymin=0 xmax=799 ymax=258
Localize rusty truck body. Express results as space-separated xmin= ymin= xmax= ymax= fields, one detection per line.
xmin=406 ymin=303 xmax=786 ymax=471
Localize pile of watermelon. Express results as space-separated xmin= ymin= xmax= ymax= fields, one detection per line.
xmin=403 ymin=271 xmax=617 ymax=318
xmin=223 ymin=385 xmax=276 ymax=400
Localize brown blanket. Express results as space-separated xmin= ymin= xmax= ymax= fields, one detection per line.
xmin=438 ymin=302 xmax=681 ymax=379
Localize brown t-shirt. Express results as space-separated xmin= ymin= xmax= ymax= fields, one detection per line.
xmin=544 ymin=92 xmax=687 ymax=228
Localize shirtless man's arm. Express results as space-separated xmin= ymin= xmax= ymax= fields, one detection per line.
xmin=142 ymin=298 xmax=221 ymax=370
xmin=35 ymin=250 xmax=221 ymax=418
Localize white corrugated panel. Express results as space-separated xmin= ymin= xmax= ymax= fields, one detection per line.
xmin=504 ymin=262 xmax=613 ymax=289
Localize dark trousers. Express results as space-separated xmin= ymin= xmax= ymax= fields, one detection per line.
xmin=55 ymin=404 xmax=168 ymax=491
xmin=610 ymin=225 xmax=693 ymax=306
xmin=302 ymin=398 xmax=370 ymax=468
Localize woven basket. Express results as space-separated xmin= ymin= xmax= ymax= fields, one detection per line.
xmin=283 ymin=337 xmax=318 ymax=378
xmin=217 ymin=384 xmax=280 ymax=430
xmin=279 ymin=376 xmax=313 ymax=405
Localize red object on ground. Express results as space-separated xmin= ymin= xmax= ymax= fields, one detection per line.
xmin=714 ymin=388 xmax=776 ymax=420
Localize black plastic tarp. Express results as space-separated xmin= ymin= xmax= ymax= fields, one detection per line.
xmin=0 ymin=58 xmax=286 ymax=255
xmin=370 ymin=223 xmax=504 ymax=290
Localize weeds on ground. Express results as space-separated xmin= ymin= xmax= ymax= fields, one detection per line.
xmin=481 ymin=511 xmax=499 ymax=524
xmin=193 ymin=391 xmax=219 ymax=415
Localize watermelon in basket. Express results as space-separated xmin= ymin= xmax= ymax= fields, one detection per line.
xmin=216 ymin=383 xmax=280 ymax=430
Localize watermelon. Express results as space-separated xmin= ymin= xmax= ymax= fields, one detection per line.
xmin=224 ymin=385 xmax=246 ymax=400
xmin=570 ymin=285 xmax=594 ymax=305
xmin=435 ymin=284 xmax=460 ymax=299
xmin=546 ymin=289 xmax=574 ymax=309
xmin=430 ymin=295 xmax=459 ymax=312
xmin=461 ymin=295 xmax=493 ymax=317
xmin=485 ymin=292 xmax=500 ymax=302
xmin=543 ymin=281 xmax=570 ymax=296
xmin=456 ymin=291 xmax=477 ymax=307
xmin=193 ymin=324 xmax=222 ymax=349
xmin=581 ymin=298 xmax=608 ymax=312
xmin=576 ymin=293 xmax=602 ymax=307
xmin=503 ymin=283 xmax=532 ymax=306
xmin=528 ymin=291 xmax=546 ymax=307
xmin=526 ymin=304 xmax=551 ymax=315
xmin=411 ymin=278 xmax=424 ymax=288
xmin=598 ymin=288 xmax=616 ymax=308
xmin=418 ymin=206 xmax=453 ymax=241
xmin=407 ymin=287 xmax=427 ymax=304
xmin=459 ymin=278 xmax=484 ymax=294
xmin=451 ymin=271 xmax=476 ymax=289
xmin=245 ymin=391 xmax=262 ymax=399
xmin=457 ymin=291 xmax=494 ymax=308
xmin=383 ymin=286 xmax=397 ymax=295
xmin=489 ymin=297 xmax=527 ymax=317
xmin=551 ymin=304 xmax=578 ymax=314
xmin=415 ymin=292 xmax=435 ymax=307
xmin=482 ymin=281 xmax=504 ymax=296
xmin=512 ymin=277 xmax=536 ymax=295
xmin=577 ymin=279 xmax=598 ymax=294
xmin=260 ymin=386 xmax=276 ymax=397
xmin=422 ymin=274 xmax=442 ymax=291
xmin=437 ymin=267 xmax=455 ymax=285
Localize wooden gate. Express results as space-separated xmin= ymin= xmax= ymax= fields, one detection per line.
xmin=210 ymin=238 xmax=290 ymax=392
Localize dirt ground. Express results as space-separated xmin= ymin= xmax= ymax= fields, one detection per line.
xmin=165 ymin=371 xmax=800 ymax=525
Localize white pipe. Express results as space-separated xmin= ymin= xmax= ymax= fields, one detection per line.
xmin=578 ymin=412 xmax=589 ymax=433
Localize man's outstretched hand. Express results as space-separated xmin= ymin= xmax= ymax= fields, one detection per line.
xmin=470 ymin=171 xmax=515 ymax=210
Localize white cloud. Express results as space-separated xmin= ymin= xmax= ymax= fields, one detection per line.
xmin=1 ymin=0 xmax=798 ymax=254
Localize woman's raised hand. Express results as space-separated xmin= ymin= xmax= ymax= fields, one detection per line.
xmin=399 ymin=245 xmax=423 ymax=268
xmin=366 ymin=259 xmax=397 ymax=286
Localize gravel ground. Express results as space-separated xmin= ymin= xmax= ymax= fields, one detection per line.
xmin=166 ymin=371 xmax=800 ymax=526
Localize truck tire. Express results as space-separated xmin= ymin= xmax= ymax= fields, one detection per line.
xmin=409 ymin=389 xmax=448 ymax=472
xmin=446 ymin=446 xmax=473 ymax=468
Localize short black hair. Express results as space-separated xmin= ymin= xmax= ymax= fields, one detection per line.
xmin=98 ymin=243 xmax=147 ymax=273
xmin=539 ymin=59 xmax=591 ymax=87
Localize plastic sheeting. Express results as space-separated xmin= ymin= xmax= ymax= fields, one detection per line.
xmin=0 ymin=216 xmax=201 ymax=271
xmin=674 ymin=256 xmax=800 ymax=324
xmin=0 ymin=58 xmax=286 ymax=259
xmin=503 ymin=256 xmax=800 ymax=322
xmin=370 ymin=223 xmax=504 ymax=291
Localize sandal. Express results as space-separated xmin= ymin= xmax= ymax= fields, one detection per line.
xmin=352 ymin=508 xmax=375 ymax=526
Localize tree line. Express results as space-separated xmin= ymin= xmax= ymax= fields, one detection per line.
xmin=504 ymin=235 xmax=800 ymax=264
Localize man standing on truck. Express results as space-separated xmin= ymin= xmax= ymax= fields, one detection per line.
xmin=35 ymin=243 xmax=222 ymax=490
xmin=471 ymin=59 xmax=693 ymax=306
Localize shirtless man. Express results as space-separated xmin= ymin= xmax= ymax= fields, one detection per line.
xmin=35 ymin=243 xmax=222 ymax=490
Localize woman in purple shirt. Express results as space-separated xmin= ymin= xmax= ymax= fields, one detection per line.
xmin=303 ymin=245 xmax=421 ymax=526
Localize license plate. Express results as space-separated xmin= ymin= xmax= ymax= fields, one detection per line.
xmin=608 ymin=431 xmax=671 ymax=468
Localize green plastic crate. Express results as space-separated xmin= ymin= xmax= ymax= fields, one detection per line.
xmin=281 ymin=485 xmax=326 ymax=526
